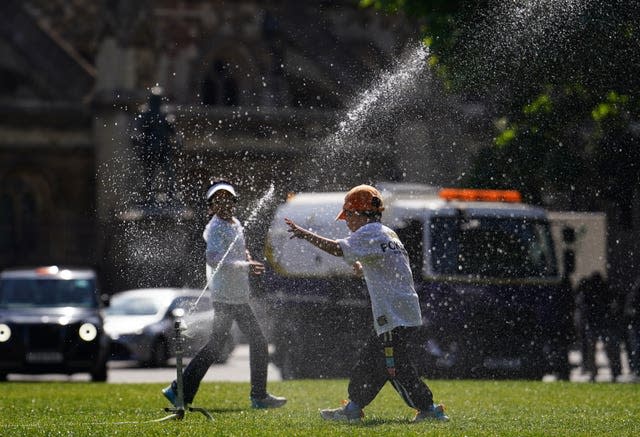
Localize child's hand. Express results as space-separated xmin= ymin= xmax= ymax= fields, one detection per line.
xmin=352 ymin=261 xmax=363 ymax=277
xmin=285 ymin=217 xmax=343 ymax=257
xmin=249 ymin=259 xmax=265 ymax=275
xmin=285 ymin=218 xmax=305 ymax=239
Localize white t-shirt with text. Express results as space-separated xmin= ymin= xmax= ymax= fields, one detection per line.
xmin=338 ymin=222 xmax=422 ymax=335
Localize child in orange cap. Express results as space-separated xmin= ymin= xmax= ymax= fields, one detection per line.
xmin=285 ymin=184 xmax=448 ymax=423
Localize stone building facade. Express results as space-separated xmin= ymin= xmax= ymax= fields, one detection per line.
xmin=0 ymin=0 xmax=494 ymax=292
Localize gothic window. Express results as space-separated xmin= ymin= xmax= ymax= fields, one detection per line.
xmin=0 ymin=67 xmax=32 ymax=99
xmin=201 ymin=59 xmax=240 ymax=106
xmin=0 ymin=193 xmax=14 ymax=251
xmin=0 ymin=172 xmax=49 ymax=263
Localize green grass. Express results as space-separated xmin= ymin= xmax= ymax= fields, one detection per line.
xmin=1 ymin=379 xmax=639 ymax=436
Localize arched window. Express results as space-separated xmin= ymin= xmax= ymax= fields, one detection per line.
xmin=0 ymin=172 xmax=49 ymax=264
xmin=201 ymin=59 xmax=240 ymax=106
xmin=0 ymin=193 xmax=14 ymax=251
xmin=222 ymin=74 xmax=239 ymax=106
xmin=0 ymin=68 xmax=22 ymax=98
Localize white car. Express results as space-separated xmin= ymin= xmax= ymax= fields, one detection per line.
xmin=104 ymin=288 xmax=234 ymax=367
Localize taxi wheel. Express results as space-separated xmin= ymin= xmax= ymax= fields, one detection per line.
xmin=91 ymin=361 xmax=108 ymax=382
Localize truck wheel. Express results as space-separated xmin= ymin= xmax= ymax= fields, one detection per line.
xmin=279 ymin=348 xmax=297 ymax=380
xmin=523 ymin=358 xmax=546 ymax=380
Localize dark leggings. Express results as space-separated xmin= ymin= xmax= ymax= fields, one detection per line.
xmin=179 ymin=301 xmax=269 ymax=404
xmin=348 ymin=326 xmax=434 ymax=411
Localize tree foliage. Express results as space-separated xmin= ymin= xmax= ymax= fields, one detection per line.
xmin=361 ymin=0 xmax=640 ymax=219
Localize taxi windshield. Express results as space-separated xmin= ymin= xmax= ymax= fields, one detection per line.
xmin=0 ymin=278 xmax=98 ymax=308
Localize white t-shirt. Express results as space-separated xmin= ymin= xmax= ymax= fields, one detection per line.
xmin=203 ymin=216 xmax=251 ymax=304
xmin=337 ymin=222 xmax=422 ymax=335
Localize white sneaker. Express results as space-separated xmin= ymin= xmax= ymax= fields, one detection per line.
xmin=319 ymin=401 xmax=363 ymax=422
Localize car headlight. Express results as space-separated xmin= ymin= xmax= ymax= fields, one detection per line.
xmin=79 ymin=323 xmax=98 ymax=341
xmin=0 ymin=323 xmax=11 ymax=342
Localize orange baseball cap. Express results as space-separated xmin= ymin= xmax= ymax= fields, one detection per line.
xmin=336 ymin=184 xmax=385 ymax=220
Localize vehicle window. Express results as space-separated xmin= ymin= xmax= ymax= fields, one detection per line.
xmin=105 ymin=296 xmax=162 ymax=316
xmin=170 ymin=296 xmax=187 ymax=311
xmin=0 ymin=278 xmax=98 ymax=308
xmin=429 ymin=216 xmax=558 ymax=278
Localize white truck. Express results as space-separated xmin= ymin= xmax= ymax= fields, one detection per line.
xmin=263 ymin=183 xmax=600 ymax=379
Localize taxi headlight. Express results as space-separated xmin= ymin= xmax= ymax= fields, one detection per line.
xmin=79 ymin=323 xmax=98 ymax=342
xmin=0 ymin=323 xmax=11 ymax=342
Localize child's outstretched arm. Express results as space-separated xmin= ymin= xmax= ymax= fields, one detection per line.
xmin=285 ymin=217 xmax=343 ymax=257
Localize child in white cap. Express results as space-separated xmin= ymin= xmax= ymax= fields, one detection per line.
xmin=163 ymin=180 xmax=286 ymax=409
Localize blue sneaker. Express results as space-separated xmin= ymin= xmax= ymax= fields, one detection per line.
xmin=413 ymin=403 xmax=449 ymax=422
xmin=162 ymin=385 xmax=177 ymax=407
xmin=250 ymin=393 xmax=287 ymax=409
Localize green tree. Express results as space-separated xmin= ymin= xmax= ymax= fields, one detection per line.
xmin=361 ymin=0 xmax=640 ymax=218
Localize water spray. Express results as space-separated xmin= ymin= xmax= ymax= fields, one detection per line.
xmin=308 ymin=43 xmax=430 ymax=187
xmin=326 ymin=43 xmax=430 ymax=154
xmin=243 ymin=183 xmax=275 ymax=228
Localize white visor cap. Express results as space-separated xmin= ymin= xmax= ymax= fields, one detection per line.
xmin=206 ymin=183 xmax=237 ymax=201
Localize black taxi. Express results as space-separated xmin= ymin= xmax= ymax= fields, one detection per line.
xmin=0 ymin=266 xmax=109 ymax=381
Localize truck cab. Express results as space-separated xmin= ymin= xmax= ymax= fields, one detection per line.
xmin=264 ymin=183 xmax=569 ymax=379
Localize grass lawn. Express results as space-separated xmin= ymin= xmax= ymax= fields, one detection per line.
xmin=1 ymin=379 xmax=639 ymax=436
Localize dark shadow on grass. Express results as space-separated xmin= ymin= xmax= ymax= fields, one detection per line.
xmin=324 ymin=417 xmax=413 ymax=427
xmin=5 ymin=380 xmax=91 ymax=384
xmin=192 ymin=407 xmax=246 ymax=414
